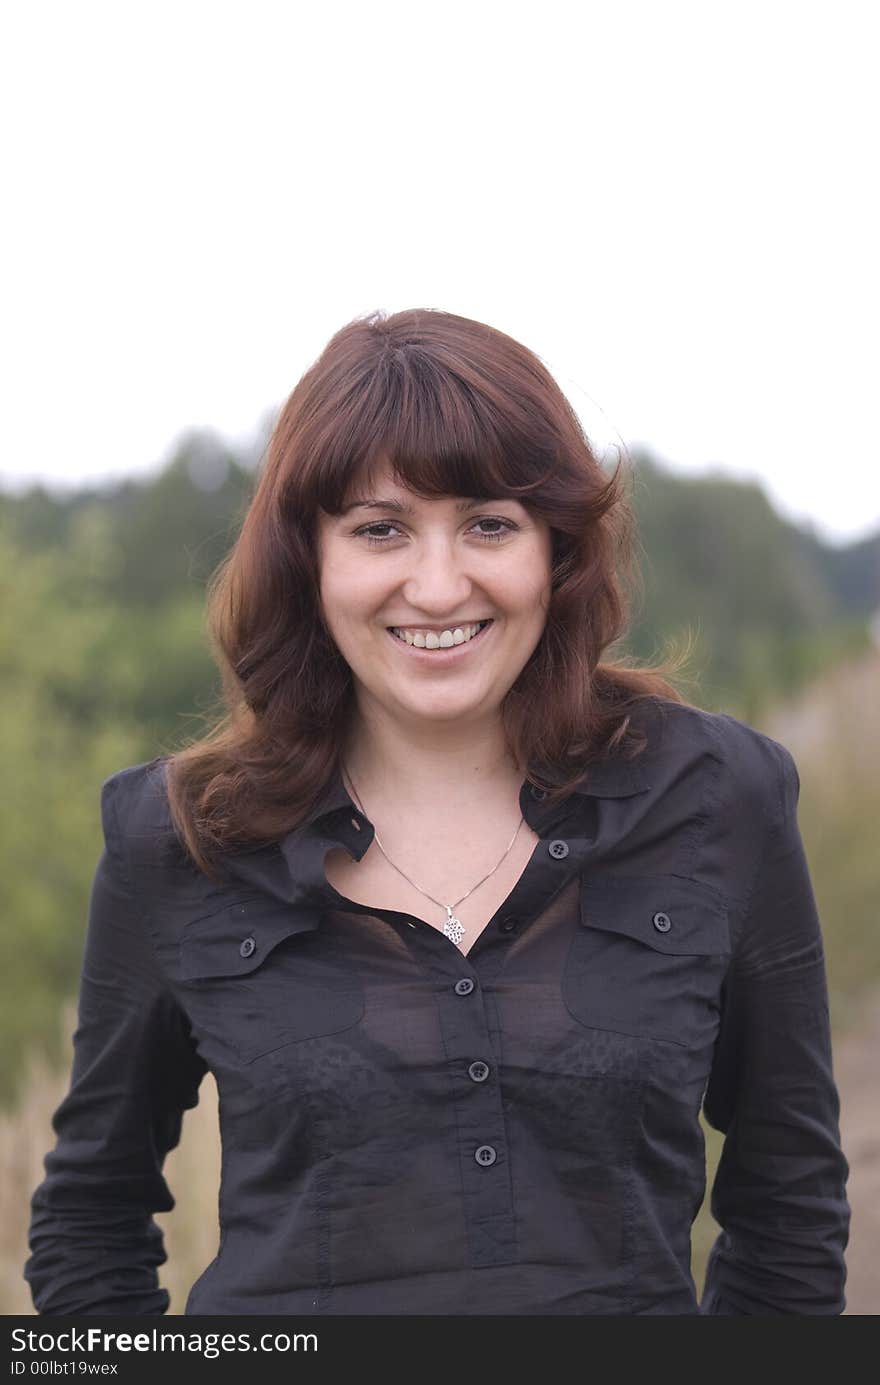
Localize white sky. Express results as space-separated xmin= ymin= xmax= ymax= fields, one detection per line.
xmin=1 ymin=0 xmax=877 ymax=546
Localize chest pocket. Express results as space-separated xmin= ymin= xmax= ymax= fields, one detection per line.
xmin=562 ymin=874 xmax=731 ymax=1050
xmin=179 ymin=897 xmax=364 ymax=1063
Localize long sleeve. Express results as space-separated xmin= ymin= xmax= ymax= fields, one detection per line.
xmin=700 ymin=743 xmax=850 ymax=1314
xmin=24 ymin=773 xmax=207 ymax=1315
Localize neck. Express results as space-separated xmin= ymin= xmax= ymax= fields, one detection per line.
xmin=341 ymin=704 xmax=525 ymax=820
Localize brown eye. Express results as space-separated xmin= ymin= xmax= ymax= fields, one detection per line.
xmin=473 ymin=518 xmax=517 ymax=542
xmin=354 ymin=522 xmax=403 ymax=546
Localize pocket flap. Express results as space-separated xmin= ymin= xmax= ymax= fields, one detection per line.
xmin=579 ymin=873 xmax=730 ymax=955
xmin=180 ymin=897 xmax=322 ymax=980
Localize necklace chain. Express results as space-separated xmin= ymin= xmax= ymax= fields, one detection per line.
xmin=341 ymin=763 xmax=525 ymax=946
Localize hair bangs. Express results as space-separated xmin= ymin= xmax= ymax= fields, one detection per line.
xmin=301 ymin=344 xmax=555 ymax=518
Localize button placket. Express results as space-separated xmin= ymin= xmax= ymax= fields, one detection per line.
xmin=432 ymin=819 xmax=589 ymax=1266
xmin=431 ymin=948 xmax=515 ymax=1266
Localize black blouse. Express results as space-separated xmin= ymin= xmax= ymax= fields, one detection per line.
xmin=24 ymin=698 xmax=850 ymax=1316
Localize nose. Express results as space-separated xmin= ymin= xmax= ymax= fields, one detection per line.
xmin=400 ymin=534 xmax=475 ymax=615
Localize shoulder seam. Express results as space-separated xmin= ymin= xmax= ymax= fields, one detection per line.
xmin=100 ymin=775 xmax=138 ymax=897
xmin=99 ymin=772 xmax=168 ymax=985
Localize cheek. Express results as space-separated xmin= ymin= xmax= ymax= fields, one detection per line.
xmin=320 ymin=570 xmax=386 ymax=644
xmin=318 ymin=546 xmax=364 ymax=604
xmin=504 ymin=548 xmax=552 ymax=615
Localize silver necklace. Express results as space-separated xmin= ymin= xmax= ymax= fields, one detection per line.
xmin=342 ymin=764 xmax=525 ymax=946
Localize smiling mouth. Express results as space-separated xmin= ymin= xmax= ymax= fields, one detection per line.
xmin=388 ymin=623 xmax=493 ymax=648
xmin=385 ymin=619 xmax=494 ymax=654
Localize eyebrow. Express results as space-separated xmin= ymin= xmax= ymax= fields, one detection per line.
xmin=340 ymin=497 xmax=496 ymax=516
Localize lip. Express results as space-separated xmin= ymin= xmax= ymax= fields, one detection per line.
xmin=385 ymin=620 xmax=494 ymax=665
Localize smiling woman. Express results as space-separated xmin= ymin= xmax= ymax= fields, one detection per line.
xmin=24 ymin=308 xmax=849 ymax=1317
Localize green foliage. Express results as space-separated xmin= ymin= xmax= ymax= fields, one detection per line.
xmin=0 ymin=429 xmax=256 ymax=609
xmin=623 ymin=453 xmax=876 ymax=716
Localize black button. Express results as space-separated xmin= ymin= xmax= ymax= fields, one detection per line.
xmin=529 ymin=784 xmax=547 ymax=800
xmin=239 ymin=936 xmax=256 ymax=958
xmin=474 ymin=1144 xmax=497 ymax=1166
xmin=499 ymin=915 xmax=519 ymax=933
xmin=454 ymin=978 xmax=475 ymax=996
xmin=548 ymin=839 xmax=569 ymax=859
xmin=653 ymin=911 xmax=671 ymax=933
xmin=468 ymin=1060 xmax=490 ymax=1083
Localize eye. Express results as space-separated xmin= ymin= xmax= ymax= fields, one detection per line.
xmin=353 ymin=522 xmax=401 ymax=545
xmin=472 ymin=518 xmax=517 ymax=542
xmin=353 ymin=517 xmax=519 ymax=547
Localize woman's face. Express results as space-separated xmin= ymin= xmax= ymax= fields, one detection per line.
xmin=316 ymin=459 xmax=554 ymax=733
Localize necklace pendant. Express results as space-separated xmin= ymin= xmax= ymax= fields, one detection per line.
xmin=443 ymin=908 xmax=465 ymax=945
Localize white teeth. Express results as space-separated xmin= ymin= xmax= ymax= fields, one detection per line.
xmin=391 ymin=622 xmax=487 ymax=648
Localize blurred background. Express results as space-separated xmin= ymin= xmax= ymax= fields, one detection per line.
xmin=2 ymin=0 xmax=877 ymax=1315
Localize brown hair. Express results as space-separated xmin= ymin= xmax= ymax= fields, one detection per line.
xmin=163 ymin=308 xmax=690 ymax=878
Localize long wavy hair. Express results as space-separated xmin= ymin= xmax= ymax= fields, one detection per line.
xmin=164 ymin=307 xmax=689 ymax=878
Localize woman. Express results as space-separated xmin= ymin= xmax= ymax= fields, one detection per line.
xmin=25 ymin=308 xmax=849 ymax=1316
